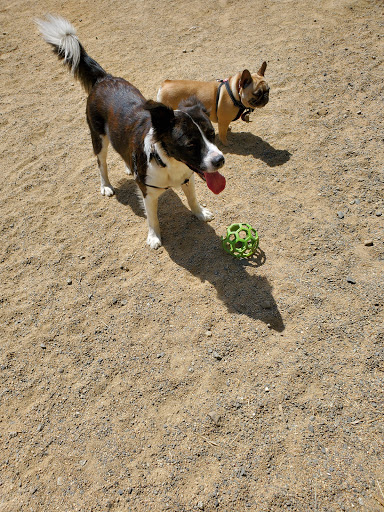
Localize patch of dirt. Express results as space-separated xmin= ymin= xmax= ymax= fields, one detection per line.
xmin=0 ymin=0 xmax=383 ymax=511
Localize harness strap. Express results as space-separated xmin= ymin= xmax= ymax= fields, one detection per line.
xmin=145 ymin=178 xmax=189 ymax=190
xmin=216 ymin=79 xmax=254 ymax=122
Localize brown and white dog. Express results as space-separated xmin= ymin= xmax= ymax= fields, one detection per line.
xmin=37 ymin=15 xmax=225 ymax=249
xmin=157 ymin=64 xmax=269 ymax=145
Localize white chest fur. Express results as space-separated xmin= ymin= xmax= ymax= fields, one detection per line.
xmin=144 ymin=130 xmax=193 ymax=189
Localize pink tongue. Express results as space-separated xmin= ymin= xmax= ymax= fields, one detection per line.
xmin=204 ymin=171 xmax=226 ymax=194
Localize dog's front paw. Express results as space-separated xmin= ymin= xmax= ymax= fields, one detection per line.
xmin=195 ymin=207 xmax=214 ymax=222
xmin=101 ymin=185 xmax=115 ymax=197
xmin=125 ymin=165 xmax=132 ymax=175
xmin=147 ymin=232 xmax=162 ymax=249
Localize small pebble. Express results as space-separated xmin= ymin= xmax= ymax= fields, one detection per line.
xmin=36 ymin=423 xmax=43 ymax=432
xmin=237 ymin=466 xmax=247 ymax=477
xmin=67 ymin=279 xmax=72 ymax=285
xmin=364 ymin=239 xmax=373 ymax=246
xmin=212 ymin=351 xmax=222 ymax=360
xmin=317 ymin=107 xmax=328 ymax=116
xmin=197 ymin=501 xmax=204 ymax=510
xmin=57 ymin=476 xmax=64 ymax=486
xmin=346 ymin=277 xmax=356 ymax=284
xmin=376 ymin=210 xmax=382 ymax=217
xmin=207 ymin=411 xmax=222 ymax=425
xmin=337 ymin=212 xmax=344 ymax=219
xmin=40 ymin=344 xmax=46 ymax=349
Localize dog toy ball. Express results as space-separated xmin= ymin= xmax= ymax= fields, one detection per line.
xmin=221 ymin=223 xmax=259 ymax=259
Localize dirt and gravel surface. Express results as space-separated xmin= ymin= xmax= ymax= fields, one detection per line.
xmin=1 ymin=0 xmax=383 ymax=510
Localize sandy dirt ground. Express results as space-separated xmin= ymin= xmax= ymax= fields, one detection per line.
xmin=1 ymin=0 xmax=383 ymax=510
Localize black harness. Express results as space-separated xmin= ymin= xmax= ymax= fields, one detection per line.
xmin=216 ymin=79 xmax=254 ymax=122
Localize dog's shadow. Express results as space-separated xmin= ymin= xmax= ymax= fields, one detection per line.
xmin=116 ymin=182 xmax=284 ymax=332
xmin=220 ymin=132 xmax=291 ymax=167
xmin=115 ymin=180 xmax=146 ymax=217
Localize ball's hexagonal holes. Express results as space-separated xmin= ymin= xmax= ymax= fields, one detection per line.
xmin=239 ymin=230 xmax=248 ymax=239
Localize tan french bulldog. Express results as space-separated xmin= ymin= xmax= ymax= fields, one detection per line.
xmin=157 ymin=62 xmax=269 ymax=145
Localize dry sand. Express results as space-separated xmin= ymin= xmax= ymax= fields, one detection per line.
xmin=1 ymin=0 xmax=383 ymax=510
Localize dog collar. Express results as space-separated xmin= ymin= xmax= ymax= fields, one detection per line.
xmin=216 ymin=79 xmax=254 ymax=122
xmin=150 ymin=145 xmax=167 ymax=168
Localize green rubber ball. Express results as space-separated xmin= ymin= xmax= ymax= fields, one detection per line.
xmin=221 ymin=223 xmax=259 ymax=259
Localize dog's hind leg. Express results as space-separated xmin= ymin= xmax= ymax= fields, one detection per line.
xmin=91 ymin=131 xmax=114 ymax=197
xmin=182 ymin=175 xmax=214 ymax=222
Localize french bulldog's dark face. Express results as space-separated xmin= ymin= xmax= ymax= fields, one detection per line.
xmin=239 ymin=62 xmax=270 ymax=109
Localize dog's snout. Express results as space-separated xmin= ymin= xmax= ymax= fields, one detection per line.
xmin=211 ymin=153 xmax=225 ymax=169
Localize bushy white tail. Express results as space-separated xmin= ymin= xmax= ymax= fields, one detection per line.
xmin=37 ymin=15 xmax=107 ymax=93
xmin=36 ymin=15 xmax=80 ymax=72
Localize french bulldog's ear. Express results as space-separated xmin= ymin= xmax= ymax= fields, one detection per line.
xmin=258 ymin=61 xmax=267 ymax=76
xmin=240 ymin=69 xmax=253 ymax=89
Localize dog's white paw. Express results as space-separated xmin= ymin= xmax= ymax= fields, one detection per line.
xmin=147 ymin=232 xmax=162 ymax=249
xmin=125 ymin=165 xmax=132 ymax=175
xmin=195 ymin=207 xmax=214 ymax=222
xmin=101 ymin=185 xmax=115 ymax=197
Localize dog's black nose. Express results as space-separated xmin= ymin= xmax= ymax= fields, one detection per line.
xmin=212 ymin=153 xmax=225 ymax=169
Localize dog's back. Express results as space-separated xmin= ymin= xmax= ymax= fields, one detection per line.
xmin=158 ymin=80 xmax=218 ymax=121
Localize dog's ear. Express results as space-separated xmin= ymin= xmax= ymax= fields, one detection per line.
xmin=178 ymin=95 xmax=202 ymax=110
xmin=145 ymin=100 xmax=175 ymax=135
xmin=258 ymin=61 xmax=267 ymax=76
xmin=240 ymin=69 xmax=253 ymax=89
xmin=202 ymin=105 xmax=211 ymax=117
xmin=179 ymin=95 xmax=210 ymax=117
